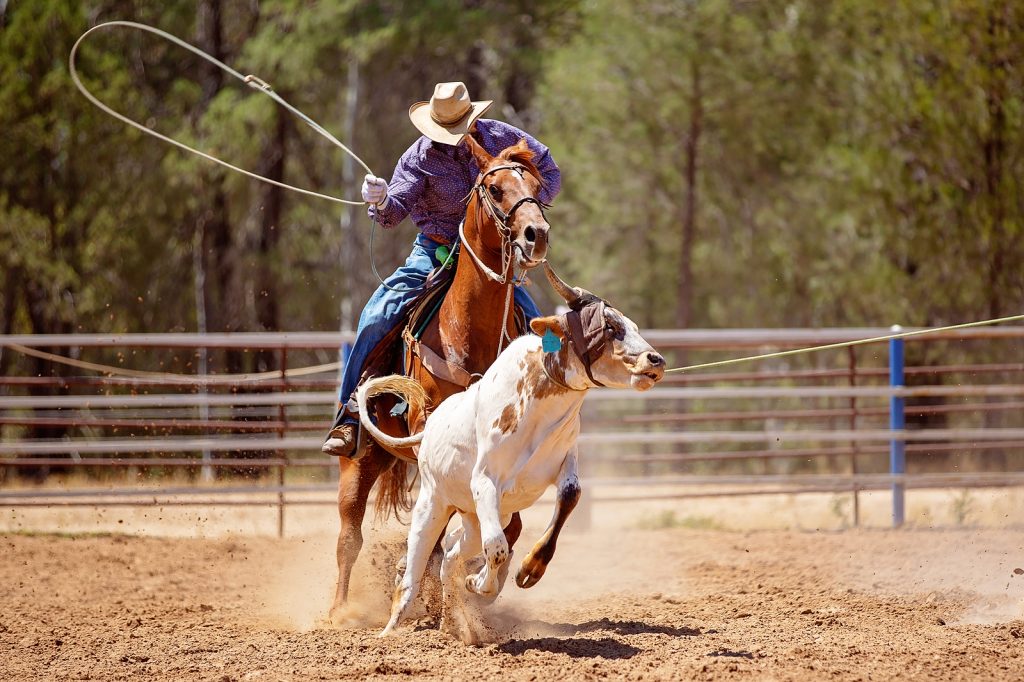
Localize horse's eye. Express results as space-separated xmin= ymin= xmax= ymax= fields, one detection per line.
xmin=488 ymin=185 xmax=503 ymax=201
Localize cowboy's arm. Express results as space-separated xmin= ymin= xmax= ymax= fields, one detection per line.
xmin=520 ymin=131 xmax=561 ymax=205
xmin=368 ymin=144 xmax=428 ymax=229
xmin=487 ymin=121 xmax=561 ymax=205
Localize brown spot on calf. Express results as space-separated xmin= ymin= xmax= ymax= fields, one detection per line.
xmin=495 ymin=403 xmax=518 ymax=434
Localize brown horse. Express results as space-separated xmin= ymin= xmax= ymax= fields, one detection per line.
xmin=329 ymin=136 xmax=551 ymax=623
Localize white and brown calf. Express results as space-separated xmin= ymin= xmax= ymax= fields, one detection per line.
xmin=357 ymin=270 xmax=665 ymax=643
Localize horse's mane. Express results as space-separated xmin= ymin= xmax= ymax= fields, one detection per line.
xmin=497 ymin=142 xmax=543 ymax=188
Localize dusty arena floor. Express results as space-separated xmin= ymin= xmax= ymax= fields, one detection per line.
xmin=3 ymin=526 xmax=1023 ymax=681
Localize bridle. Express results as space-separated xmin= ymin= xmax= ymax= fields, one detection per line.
xmin=458 ymin=162 xmax=549 ymax=354
xmin=459 ymin=163 xmax=549 ymax=286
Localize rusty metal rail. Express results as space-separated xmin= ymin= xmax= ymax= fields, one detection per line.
xmin=3 ymin=328 xmax=1024 ymax=533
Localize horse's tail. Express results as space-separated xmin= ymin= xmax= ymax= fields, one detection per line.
xmin=355 ymin=375 xmax=428 ymax=449
xmin=375 ymin=456 xmax=412 ymax=520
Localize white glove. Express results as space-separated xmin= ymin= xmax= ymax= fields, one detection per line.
xmin=361 ymin=174 xmax=389 ymax=206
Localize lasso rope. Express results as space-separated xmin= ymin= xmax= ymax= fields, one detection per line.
xmin=666 ymin=313 xmax=1024 ymax=374
xmin=70 ymin=21 xmax=417 ymax=300
xmin=4 ymin=342 xmax=339 ymax=384
xmin=69 ymin=21 xmax=372 ymax=205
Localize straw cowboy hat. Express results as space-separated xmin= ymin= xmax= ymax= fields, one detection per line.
xmin=409 ymin=82 xmax=492 ymax=145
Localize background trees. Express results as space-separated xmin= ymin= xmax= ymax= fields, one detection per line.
xmin=1 ymin=0 xmax=1022 ymax=363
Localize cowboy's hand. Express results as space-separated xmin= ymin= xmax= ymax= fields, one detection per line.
xmin=361 ymin=174 xmax=389 ymax=206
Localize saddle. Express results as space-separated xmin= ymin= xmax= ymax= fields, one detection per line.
xmin=355 ymin=250 xmax=528 ymax=410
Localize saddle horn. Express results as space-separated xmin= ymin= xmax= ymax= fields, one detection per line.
xmin=542 ymin=261 xmax=582 ymax=304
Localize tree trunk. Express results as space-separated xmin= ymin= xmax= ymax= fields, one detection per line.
xmin=981 ymin=2 xmax=1010 ymax=471
xmin=676 ymin=59 xmax=702 ymax=329
xmin=195 ymin=0 xmax=242 ymax=374
xmin=254 ymin=109 xmax=287 ymax=372
xmin=339 ymin=59 xmax=361 ymax=334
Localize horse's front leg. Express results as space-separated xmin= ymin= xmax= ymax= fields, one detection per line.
xmin=515 ymin=446 xmax=580 ymax=589
xmin=465 ymin=470 xmax=510 ymax=600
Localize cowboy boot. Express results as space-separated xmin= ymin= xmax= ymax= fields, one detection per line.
xmin=322 ymin=423 xmax=358 ymax=458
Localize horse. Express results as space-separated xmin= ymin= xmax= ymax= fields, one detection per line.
xmin=356 ymin=264 xmax=667 ymax=643
xmin=329 ymin=136 xmax=552 ymax=623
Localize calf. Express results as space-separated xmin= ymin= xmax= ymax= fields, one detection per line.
xmin=356 ymin=264 xmax=665 ymax=642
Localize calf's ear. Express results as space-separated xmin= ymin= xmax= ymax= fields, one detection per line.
xmin=530 ymin=316 xmax=565 ymax=339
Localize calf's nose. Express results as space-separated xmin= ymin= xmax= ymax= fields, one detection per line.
xmin=645 ymin=352 xmax=665 ymax=368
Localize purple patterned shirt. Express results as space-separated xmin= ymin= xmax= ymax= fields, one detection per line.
xmin=369 ymin=119 xmax=561 ymax=244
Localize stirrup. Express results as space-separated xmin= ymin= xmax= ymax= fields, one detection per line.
xmin=322 ymin=424 xmax=358 ymax=458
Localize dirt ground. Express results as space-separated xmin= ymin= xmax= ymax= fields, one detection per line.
xmin=2 ymin=524 xmax=1023 ymax=681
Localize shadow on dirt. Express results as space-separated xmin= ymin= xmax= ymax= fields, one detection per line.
xmin=574 ymin=618 xmax=701 ymax=637
xmin=707 ymin=648 xmax=756 ymax=659
xmin=498 ymin=618 xmax=701 ymax=658
xmin=512 ymin=617 xmax=701 ymax=638
xmin=498 ymin=636 xmax=641 ymax=659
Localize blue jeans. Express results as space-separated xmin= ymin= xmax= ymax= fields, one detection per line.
xmin=333 ymin=233 xmax=540 ymax=427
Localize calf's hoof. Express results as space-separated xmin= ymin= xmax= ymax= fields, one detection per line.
xmin=465 ymin=572 xmax=498 ymax=598
xmin=515 ymin=553 xmax=547 ymax=589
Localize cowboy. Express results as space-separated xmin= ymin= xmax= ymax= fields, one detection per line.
xmin=323 ymin=81 xmax=561 ymax=457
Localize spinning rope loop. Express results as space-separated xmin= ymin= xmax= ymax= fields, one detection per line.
xmin=71 ymin=21 xmax=416 ymax=294
xmin=70 ymin=20 xmax=372 ymax=205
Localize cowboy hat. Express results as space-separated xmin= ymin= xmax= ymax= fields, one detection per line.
xmin=408 ymin=82 xmax=492 ymax=146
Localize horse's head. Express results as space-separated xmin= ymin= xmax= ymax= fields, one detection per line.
xmin=465 ymin=136 xmax=550 ymax=268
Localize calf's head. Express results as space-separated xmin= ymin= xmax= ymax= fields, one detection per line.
xmin=531 ymin=264 xmax=665 ymax=391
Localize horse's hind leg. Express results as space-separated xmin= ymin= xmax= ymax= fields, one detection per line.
xmin=329 ymin=445 xmax=389 ymax=624
xmin=381 ymin=486 xmax=451 ymax=635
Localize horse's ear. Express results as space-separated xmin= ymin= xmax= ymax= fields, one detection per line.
xmin=464 ymin=134 xmax=493 ymax=169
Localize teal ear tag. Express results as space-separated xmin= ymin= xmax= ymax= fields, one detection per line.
xmin=542 ymin=328 xmax=562 ymax=353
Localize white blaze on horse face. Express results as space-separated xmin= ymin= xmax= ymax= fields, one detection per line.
xmin=589 ymin=306 xmax=665 ymax=391
xmin=497 ymin=166 xmax=548 ymax=267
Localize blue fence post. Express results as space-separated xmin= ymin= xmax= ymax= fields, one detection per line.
xmin=889 ymin=326 xmax=905 ymax=527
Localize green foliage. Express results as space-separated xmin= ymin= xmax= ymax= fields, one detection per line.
xmin=1 ymin=0 xmax=1022 ymax=370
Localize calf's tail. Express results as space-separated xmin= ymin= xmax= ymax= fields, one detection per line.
xmin=356 ymin=375 xmax=427 ymax=449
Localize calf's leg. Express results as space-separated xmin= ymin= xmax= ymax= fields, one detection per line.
xmin=516 ymin=448 xmax=581 ymax=589
xmin=440 ymin=514 xmax=486 ymax=644
xmin=381 ymin=485 xmax=452 ymax=636
xmin=465 ymin=473 xmax=510 ymax=599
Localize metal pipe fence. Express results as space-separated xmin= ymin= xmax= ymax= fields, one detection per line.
xmin=2 ymin=328 xmax=1023 ymax=533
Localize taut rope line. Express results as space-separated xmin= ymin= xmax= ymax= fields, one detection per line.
xmin=69 ymin=21 xmax=372 ymax=205
xmin=666 ymin=313 xmax=1024 ymax=374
